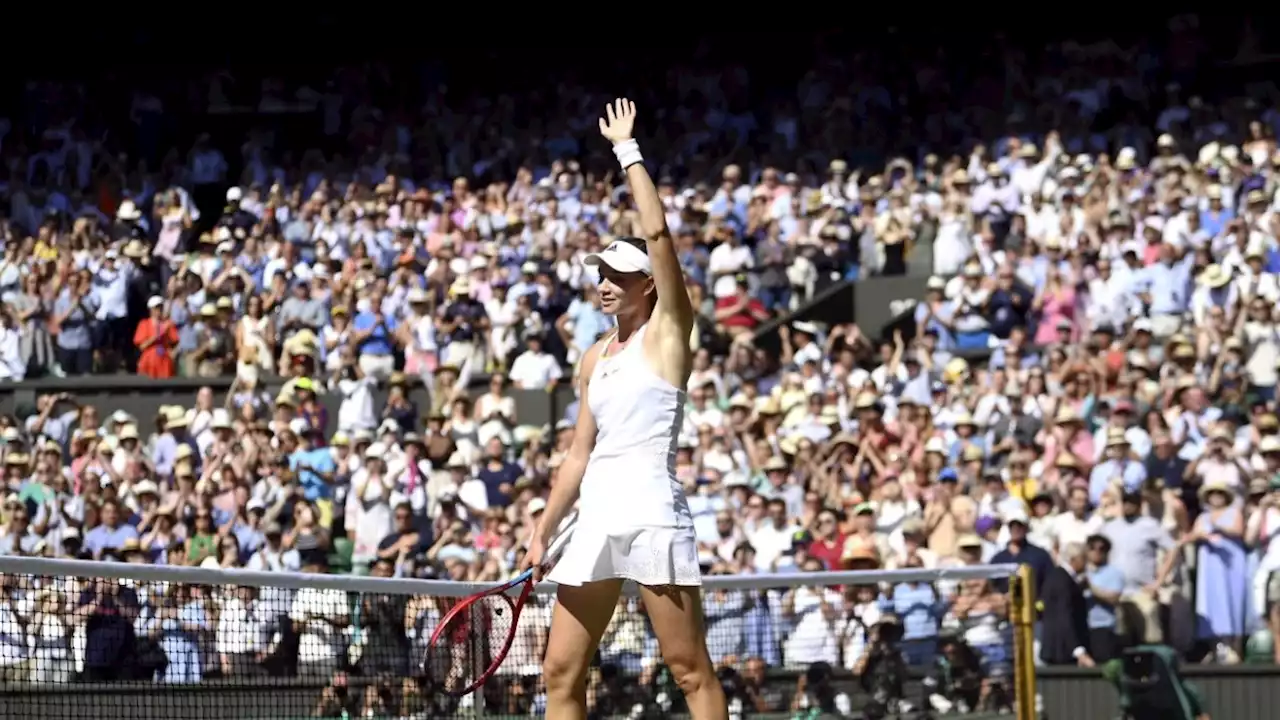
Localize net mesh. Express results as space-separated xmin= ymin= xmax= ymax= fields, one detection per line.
xmin=0 ymin=559 xmax=1023 ymax=719
xmin=426 ymin=592 xmax=517 ymax=698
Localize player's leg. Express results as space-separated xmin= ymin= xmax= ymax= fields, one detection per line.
xmin=544 ymin=579 xmax=624 ymax=719
xmin=639 ymin=583 xmax=728 ymax=720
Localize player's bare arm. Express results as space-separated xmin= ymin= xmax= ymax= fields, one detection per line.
xmin=600 ymin=98 xmax=696 ymax=387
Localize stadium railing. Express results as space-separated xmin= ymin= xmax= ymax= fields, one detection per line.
xmin=0 ymin=557 xmax=1031 ymax=719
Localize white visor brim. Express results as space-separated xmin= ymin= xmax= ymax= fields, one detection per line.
xmin=584 ymin=240 xmax=652 ymax=276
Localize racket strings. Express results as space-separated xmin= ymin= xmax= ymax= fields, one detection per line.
xmin=427 ymin=593 xmax=517 ymax=695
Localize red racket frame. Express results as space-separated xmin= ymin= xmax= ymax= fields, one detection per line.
xmin=426 ymin=516 xmax=575 ymax=696
xmin=426 ymin=574 xmax=536 ymax=697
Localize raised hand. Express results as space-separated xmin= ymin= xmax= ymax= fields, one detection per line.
xmin=599 ymin=98 xmax=637 ymax=146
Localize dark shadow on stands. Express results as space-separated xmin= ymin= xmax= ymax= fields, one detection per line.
xmin=750 ymin=280 xmax=856 ymax=358
xmin=746 ymin=273 xmax=943 ymax=360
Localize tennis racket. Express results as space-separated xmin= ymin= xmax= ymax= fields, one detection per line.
xmin=424 ymin=518 xmax=576 ymax=696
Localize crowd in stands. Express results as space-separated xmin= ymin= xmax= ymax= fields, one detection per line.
xmin=3 ymin=17 xmax=1280 ymax=718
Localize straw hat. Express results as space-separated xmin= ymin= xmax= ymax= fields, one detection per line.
xmin=762 ymin=456 xmax=789 ymax=472
xmin=1054 ymin=453 xmax=1082 ymax=470
xmin=1055 ymin=408 xmax=1084 ymax=426
xmin=1200 ymin=264 xmax=1231 ymax=289
xmin=853 ymin=391 xmax=881 ymax=411
xmin=164 ymin=406 xmax=190 ymax=429
xmin=1198 ymin=480 xmax=1237 ymax=504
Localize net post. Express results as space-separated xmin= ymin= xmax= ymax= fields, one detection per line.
xmin=1009 ymin=564 xmax=1038 ymax=720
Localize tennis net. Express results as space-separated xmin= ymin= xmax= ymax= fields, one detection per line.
xmin=0 ymin=557 xmax=1030 ymax=719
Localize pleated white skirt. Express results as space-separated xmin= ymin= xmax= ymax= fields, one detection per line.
xmin=546 ymin=525 xmax=702 ymax=587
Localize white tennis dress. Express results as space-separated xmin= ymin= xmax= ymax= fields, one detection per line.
xmin=547 ymin=324 xmax=702 ymax=587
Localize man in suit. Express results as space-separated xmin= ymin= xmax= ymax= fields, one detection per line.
xmin=1040 ymin=541 xmax=1096 ymax=667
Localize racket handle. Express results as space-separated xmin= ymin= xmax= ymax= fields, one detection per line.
xmin=541 ymin=522 xmax=576 ymax=568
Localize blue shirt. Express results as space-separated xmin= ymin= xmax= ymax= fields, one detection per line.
xmin=91 ymin=263 xmax=132 ymax=320
xmin=1086 ymin=564 xmax=1125 ymax=629
xmin=743 ymin=597 xmax=780 ymax=666
xmin=562 ymin=399 xmax=580 ymax=425
xmin=1088 ymin=459 xmax=1148 ymax=506
xmin=703 ymin=591 xmax=748 ymax=664
xmin=565 ymin=298 xmax=611 ymax=353
xmin=913 ymin=301 xmax=957 ymax=350
xmin=53 ymin=290 xmax=96 ymax=350
xmin=353 ymin=310 xmax=397 ymax=356
xmin=232 ymin=523 xmax=265 ymax=562
xmin=151 ymin=435 xmax=199 ymax=478
xmin=1142 ymin=258 xmax=1193 ymax=316
xmin=882 ymin=583 xmax=943 ymax=641
xmin=1199 ymin=208 xmax=1234 ymax=238
xmin=290 ymin=447 xmax=337 ymax=500
xmin=83 ymin=523 xmax=139 ymax=558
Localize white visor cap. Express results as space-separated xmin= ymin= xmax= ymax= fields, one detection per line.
xmin=584 ymin=239 xmax=652 ymax=276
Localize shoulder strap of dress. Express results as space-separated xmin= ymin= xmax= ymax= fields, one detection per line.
xmin=599 ymin=330 xmax=620 ymax=359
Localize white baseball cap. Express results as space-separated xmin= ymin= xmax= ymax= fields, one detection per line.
xmin=584 ymin=239 xmax=653 ymax=276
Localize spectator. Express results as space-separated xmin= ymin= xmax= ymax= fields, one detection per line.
xmin=1107 ymin=490 xmax=1178 ymax=647
xmin=1039 ymin=542 xmax=1094 ymax=667
xmin=77 ymin=578 xmax=140 ymax=682
xmin=133 ymin=297 xmax=179 ymax=379
xmin=289 ymin=552 xmax=347 ymax=679
xmin=1084 ymin=534 xmax=1125 ymax=663
xmin=82 ymin=499 xmax=138 ymax=559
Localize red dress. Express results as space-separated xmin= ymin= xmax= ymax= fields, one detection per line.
xmin=134 ymin=318 xmax=178 ymax=378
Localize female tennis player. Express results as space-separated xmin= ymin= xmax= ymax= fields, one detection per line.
xmin=523 ymin=98 xmax=728 ymax=719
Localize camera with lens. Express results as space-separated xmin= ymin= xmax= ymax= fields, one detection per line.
xmin=928 ymin=631 xmax=984 ymax=714
xmin=859 ymin=615 xmax=908 ymax=710
xmin=801 ymin=661 xmax=841 ymax=715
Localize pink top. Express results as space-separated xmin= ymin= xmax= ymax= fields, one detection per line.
xmin=1034 ymin=287 xmax=1077 ymax=345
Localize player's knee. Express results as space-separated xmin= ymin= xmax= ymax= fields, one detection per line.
xmin=666 ymin=647 xmax=715 ymax=695
xmin=543 ymin=647 xmax=588 ymax=697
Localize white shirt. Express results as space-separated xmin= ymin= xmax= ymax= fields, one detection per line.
xmin=747 ymin=522 xmax=800 ymax=572
xmin=508 ymin=350 xmax=563 ymax=390
xmin=335 ymin=377 xmax=377 ymax=432
xmin=289 ymin=588 xmax=348 ymax=662
xmin=0 ymin=326 xmax=24 ymax=381
xmin=685 ymin=404 xmax=724 ymax=433
xmin=932 ymin=218 xmax=971 ymax=276
xmin=707 ymin=242 xmax=753 ymax=280
xmin=784 ymin=587 xmax=843 ymax=666
xmin=1250 ymin=507 xmax=1280 ymax=573
xmin=216 ymin=596 xmax=270 ymax=654
xmin=1050 ymin=511 xmax=1104 ymax=552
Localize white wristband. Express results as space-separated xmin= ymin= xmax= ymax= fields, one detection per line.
xmin=613 ymin=139 xmax=643 ymax=170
